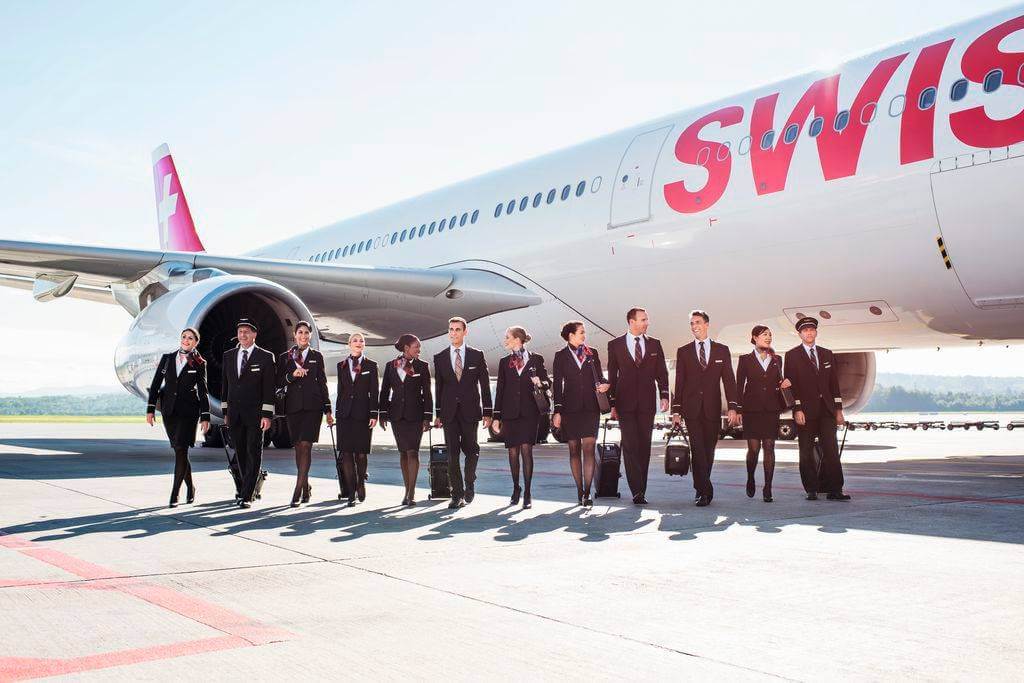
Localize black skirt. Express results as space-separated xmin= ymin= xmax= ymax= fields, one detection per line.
xmin=337 ymin=417 xmax=373 ymax=453
xmin=392 ymin=419 xmax=425 ymax=451
xmin=163 ymin=412 xmax=200 ymax=449
xmin=501 ymin=415 xmax=539 ymax=448
xmin=742 ymin=411 xmax=781 ymax=439
xmin=559 ymin=410 xmax=599 ymax=440
xmin=286 ymin=410 xmax=323 ymax=442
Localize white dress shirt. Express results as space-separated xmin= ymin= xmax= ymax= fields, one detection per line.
xmin=237 ymin=343 xmax=256 ymax=374
xmin=694 ymin=338 xmax=712 ymax=363
xmin=802 ymin=342 xmax=818 ymax=365
xmin=512 ymin=349 xmax=530 ymax=376
xmin=568 ymin=344 xmax=586 ymax=369
xmin=754 ymin=349 xmax=771 ymax=371
xmin=348 ymin=355 xmax=362 ymax=380
xmin=175 ymin=350 xmax=188 ymax=375
xmin=626 ymin=333 xmax=646 ymax=359
xmin=450 ymin=344 xmax=466 ymax=374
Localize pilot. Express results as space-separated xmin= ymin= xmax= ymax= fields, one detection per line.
xmin=146 ymin=327 xmax=211 ymax=508
xmin=277 ymin=321 xmax=333 ymax=507
xmin=221 ymin=318 xmax=277 ymax=508
xmin=783 ymin=316 xmax=851 ymax=501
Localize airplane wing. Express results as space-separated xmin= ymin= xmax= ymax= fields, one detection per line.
xmin=0 ymin=239 xmax=541 ymax=341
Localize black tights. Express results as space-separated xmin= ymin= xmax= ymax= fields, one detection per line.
xmin=400 ymin=450 xmax=419 ymax=501
xmin=568 ymin=436 xmax=596 ymax=499
xmin=292 ymin=440 xmax=312 ymax=502
xmin=339 ymin=452 xmax=368 ymax=498
xmin=745 ymin=438 xmax=776 ymax=492
xmin=507 ymin=444 xmax=534 ymax=498
xmin=171 ymin=447 xmax=194 ymax=499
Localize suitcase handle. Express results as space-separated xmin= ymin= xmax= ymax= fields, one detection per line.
xmin=665 ymin=424 xmax=690 ymax=446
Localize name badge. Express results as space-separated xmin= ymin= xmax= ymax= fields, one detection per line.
xmin=468 ymin=366 xmax=477 ymax=370
xmin=250 ymin=367 xmax=261 ymax=372
xmin=187 ymin=369 xmax=197 ymax=374
xmin=715 ymin=359 xmax=723 ymax=363
xmin=823 ymin=362 xmax=831 ymax=368
xmin=308 ymin=360 xmax=318 ymax=364
xmin=360 ymin=370 xmax=371 ymax=375
xmin=648 ymin=353 xmax=658 ymax=358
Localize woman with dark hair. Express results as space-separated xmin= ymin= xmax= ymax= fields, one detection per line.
xmin=491 ymin=326 xmax=549 ymax=509
xmin=335 ymin=332 xmax=379 ymax=506
xmin=551 ymin=320 xmax=609 ymax=507
xmin=278 ymin=321 xmax=333 ymax=507
xmin=379 ymin=333 xmax=432 ymax=506
xmin=146 ymin=327 xmax=211 ymax=507
xmin=735 ymin=325 xmax=791 ymax=502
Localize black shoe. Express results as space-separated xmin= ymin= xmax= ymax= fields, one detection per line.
xmin=169 ymin=496 xmax=179 ymax=509
xmin=448 ymin=499 xmax=465 ymax=509
xmin=465 ymin=486 xmax=475 ymax=504
xmin=510 ymin=485 xmax=521 ymax=506
xmin=406 ymin=498 xmax=416 ymax=507
xmin=301 ymin=485 xmax=311 ymax=504
xmin=746 ymin=477 xmax=755 ymax=498
xmin=401 ymin=496 xmax=409 ymax=506
xmin=583 ymin=495 xmax=593 ymax=508
xmin=694 ymin=493 xmax=701 ymax=503
xmin=577 ymin=491 xmax=584 ymax=506
xmin=289 ymin=500 xmax=300 ymax=508
xmin=357 ymin=482 xmax=366 ymax=502
xmin=633 ymin=495 xmax=648 ymax=505
xmin=347 ymin=499 xmax=356 ymax=508
xmin=827 ymin=492 xmax=852 ymax=501
xmin=763 ymin=489 xmax=773 ymax=503
xmin=806 ymin=492 xmax=818 ymax=501
xmin=239 ymin=500 xmax=251 ymax=509
xmin=523 ymin=492 xmax=532 ymax=509
xmin=695 ymin=495 xmax=710 ymax=507
xmin=186 ymin=487 xmax=196 ymax=504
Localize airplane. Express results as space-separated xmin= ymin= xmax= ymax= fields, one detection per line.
xmin=2 ymin=5 xmax=1023 ymax=447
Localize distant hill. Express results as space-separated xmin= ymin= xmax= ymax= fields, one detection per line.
xmin=875 ymin=373 xmax=1024 ymax=394
xmin=0 ymin=393 xmax=142 ymax=416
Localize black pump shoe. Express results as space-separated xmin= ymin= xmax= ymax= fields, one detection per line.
xmin=523 ymin=492 xmax=532 ymax=509
xmin=583 ymin=495 xmax=593 ymax=508
xmin=168 ymin=496 xmax=179 ymax=509
xmin=301 ymin=485 xmax=311 ymax=504
xmin=510 ymin=485 xmax=521 ymax=506
xmin=746 ymin=477 xmax=755 ymax=498
xmin=186 ymin=487 xmax=196 ymax=504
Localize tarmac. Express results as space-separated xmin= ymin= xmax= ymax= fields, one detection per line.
xmin=0 ymin=422 xmax=1022 ymax=681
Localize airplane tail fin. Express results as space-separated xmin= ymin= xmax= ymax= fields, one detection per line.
xmin=151 ymin=144 xmax=205 ymax=252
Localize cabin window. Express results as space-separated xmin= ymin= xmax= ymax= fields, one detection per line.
xmin=783 ymin=123 xmax=799 ymax=144
xmin=983 ymin=68 xmax=1002 ymax=93
xmin=547 ymin=188 xmax=557 ymax=204
xmin=532 ymin=192 xmax=543 ymax=208
xmin=759 ymin=130 xmax=775 ymax=150
xmin=950 ymin=78 xmax=968 ymax=102
xmin=918 ymin=87 xmax=936 ymax=110
xmin=561 ymin=184 xmax=571 ymax=200
xmin=834 ymin=109 xmax=850 ymax=132
xmin=575 ymin=180 xmax=586 ymax=196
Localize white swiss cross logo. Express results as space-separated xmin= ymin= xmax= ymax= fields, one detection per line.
xmin=157 ymin=173 xmax=179 ymax=246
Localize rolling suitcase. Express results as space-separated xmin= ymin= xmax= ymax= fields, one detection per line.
xmin=427 ymin=430 xmax=451 ymax=500
xmin=813 ymin=423 xmax=849 ymax=490
xmin=664 ymin=425 xmax=691 ymax=476
xmin=329 ymin=424 xmax=355 ymax=501
xmin=220 ymin=424 xmax=267 ymax=501
xmin=594 ymin=421 xmax=622 ymax=498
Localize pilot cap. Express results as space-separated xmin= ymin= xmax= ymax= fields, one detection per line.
xmin=795 ymin=316 xmax=818 ymax=332
xmin=236 ymin=318 xmax=258 ymax=332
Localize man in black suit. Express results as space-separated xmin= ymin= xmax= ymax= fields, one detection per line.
xmin=434 ymin=317 xmax=492 ymax=508
xmin=221 ymin=319 xmax=277 ymax=508
xmin=607 ymin=307 xmax=670 ymax=504
xmin=784 ymin=316 xmax=850 ymax=501
xmin=671 ymin=310 xmax=739 ymax=506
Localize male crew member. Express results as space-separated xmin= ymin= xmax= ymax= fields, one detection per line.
xmin=221 ymin=319 xmax=276 ymax=508
xmin=607 ymin=307 xmax=670 ymax=505
xmin=671 ymin=310 xmax=739 ymax=507
xmin=784 ymin=316 xmax=850 ymax=501
xmin=434 ymin=317 xmax=492 ymax=508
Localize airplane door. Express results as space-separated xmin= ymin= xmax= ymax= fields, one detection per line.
xmin=930 ymin=149 xmax=1024 ymax=308
xmin=609 ymin=125 xmax=673 ymax=229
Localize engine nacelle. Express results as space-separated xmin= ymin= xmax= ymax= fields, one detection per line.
xmin=115 ymin=274 xmax=316 ymax=416
xmin=834 ymin=351 xmax=876 ymax=413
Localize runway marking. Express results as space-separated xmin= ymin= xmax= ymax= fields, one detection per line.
xmin=0 ymin=531 xmax=291 ymax=681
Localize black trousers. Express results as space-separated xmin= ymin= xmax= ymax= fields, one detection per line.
xmin=443 ymin=408 xmax=480 ymax=499
xmin=618 ymin=410 xmax=655 ymax=498
xmin=797 ymin=406 xmax=843 ymax=494
xmin=230 ymin=419 xmax=264 ymax=502
xmin=684 ymin=415 xmax=721 ymax=499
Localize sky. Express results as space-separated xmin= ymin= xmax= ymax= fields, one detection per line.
xmin=1 ymin=0 xmax=1022 ymax=394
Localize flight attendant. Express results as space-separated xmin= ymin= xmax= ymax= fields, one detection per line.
xmin=221 ymin=319 xmax=277 ymax=509
xmin=335 ymin=332 xmax=379 ymax=506
xmin=784 ymin=317 xmax=850 ymax=501
xmin=551 ymin=320 xmax=609 ymax=507
xmin=146 ymin=327 xmax=211 ymax=508
xmin=379 ymin=333 xmax=432 ymax=506
xmin=491 ymin=326 xmax=549 ymax=509
xmin=278 ymin=321 xmax=333 ymax=507
xmin=735 ymin=325 xmax=791 ymax=502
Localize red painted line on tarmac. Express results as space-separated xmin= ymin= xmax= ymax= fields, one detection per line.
xmin=0 ymin=531 xmax=291 ymax=680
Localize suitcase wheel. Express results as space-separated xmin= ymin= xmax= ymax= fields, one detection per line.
xmin=616 ymin=492 xmax=621 ymax=498
xmin=428 ymin=494 xmax=433 ymax=500
xmin=338 ymin=493 xmax=344 ymax=500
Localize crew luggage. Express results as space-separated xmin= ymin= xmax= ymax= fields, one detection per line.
xmin=594 ymin=421 xmax=622 ymax=498
xmin=427 ymin=430 xmax=452 ymax=500
xmin=664 ymin=425 xmax=691 ymax=476
xmin=220 ymin=424 xmax=267 ymax=500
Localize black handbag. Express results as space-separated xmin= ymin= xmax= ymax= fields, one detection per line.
xmin=528 ymin=365 xmax=550 ymax=413
xmin=664 ymin=425 xmax=691 ymax=476
xmin=588 ymin=355 xmax=611 ymax=414
xmin=780 ymin=386 xmax=795 ymax=409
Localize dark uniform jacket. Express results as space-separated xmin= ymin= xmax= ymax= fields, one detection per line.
xmin=277 ymin=346 xmax=331 ymax=415
xmin=380 ymin=358 xmax=433 ymax=423
xmin=735 ymin=351 xmax=784 ymax=414
xmin=146 ymin=351 xmax=211 ymax=421
xmin=606 ymin=334 xmax=670 ymax=413
xmin=672 ymin=340 xmax=739 ymax=420
xmin=433 ymin=346 xmax=492 ymax=422
xmin=335 ymin=356 xmax=380 ymax=421
xmin=493 ymin=351 xmax=550 ymax=420
xmin=783 ymin=344 xmax=843 ymax=418
xmin=552 ymin=345 xmax=606 ymax=415
xmin=221 ymin=345 xmax=277 ymax=425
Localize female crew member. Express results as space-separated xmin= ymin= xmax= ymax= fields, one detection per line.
xmin=278 ymin=321 xmax=333 ymax=507
xmin=379 ymin=334 xmax=432 ymax=506
xmin=735 ymin=325 xmax=791 ymax=502
xmin=551 ymin=321 xmax=610 ymax=507
xmin=491 ymin=326 xmax=549 ymax=509
xmin=146 ymin=327 xmax=211 ymax=508
xmin=335 ymin=332 xmax=379 ymax=506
